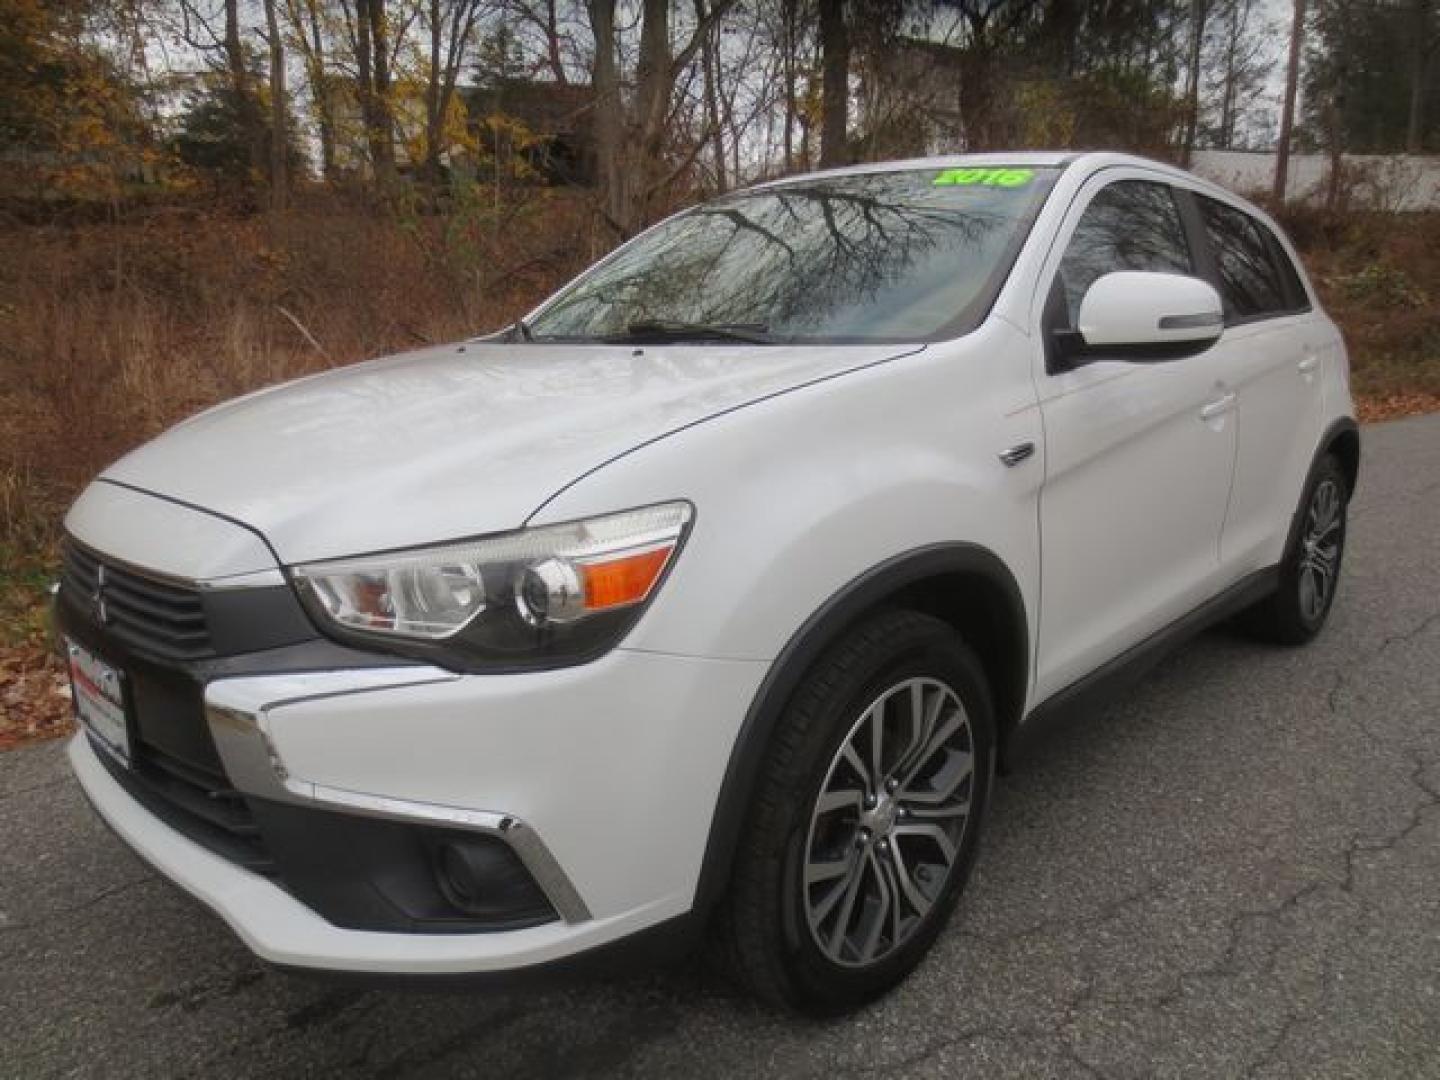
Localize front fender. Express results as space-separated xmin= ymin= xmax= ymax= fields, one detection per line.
xmin=529 ymin=330 xmax=1042 ymax=666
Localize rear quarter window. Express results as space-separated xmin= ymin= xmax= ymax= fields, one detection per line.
xmin=1196 ymin=195 xmax=1309 ymax=322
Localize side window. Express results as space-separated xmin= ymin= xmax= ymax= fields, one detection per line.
xmin=1051 ymin=180 xmax=1194 ymax=330
xmin=1196 ymin=196 xmax=1295 ymax=321
xmin=1268 ymin=231 xmax=1311 ymax=313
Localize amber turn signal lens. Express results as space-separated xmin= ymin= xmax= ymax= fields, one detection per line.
xmin=580 ymin=546 xmax=674 ymax=611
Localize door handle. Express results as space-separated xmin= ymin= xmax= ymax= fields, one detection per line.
xmin=1297 ymin=355 xmax=1320 ymax=375
xmin=1198 ymin=391 xmax=1236 ymax=421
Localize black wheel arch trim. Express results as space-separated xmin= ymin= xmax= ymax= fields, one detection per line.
xmin=690 ymin=542 xmax=1029 ymax=922
xmin=1287 ymin=417 xmax=1360 ymax=558
xmin=1318 ymin=415 xmax=1360 ymax=493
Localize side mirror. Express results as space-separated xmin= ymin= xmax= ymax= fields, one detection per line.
xmin=1058 ymin=271 xmax=1224 ymax=368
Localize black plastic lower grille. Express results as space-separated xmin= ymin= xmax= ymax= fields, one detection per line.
xmin=92 ymin=734 xmax=276 ymax=875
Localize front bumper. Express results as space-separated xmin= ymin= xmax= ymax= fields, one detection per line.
xmin=71 ymin=734 xmax=669 ymax=974
xmin=58 ymin=488 xmax=771 ymax=975
xmin=68 ymin=643 xmax=769 ymax=974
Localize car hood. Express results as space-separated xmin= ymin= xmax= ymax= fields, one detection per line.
xmin=102 ymin=340 xmax=918 ymax=565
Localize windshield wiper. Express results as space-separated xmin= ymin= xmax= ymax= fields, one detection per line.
xmin=511 ymin=317 xmax=537 ymax=342
xmin=622 ymin=319 xmax=774 ymax=344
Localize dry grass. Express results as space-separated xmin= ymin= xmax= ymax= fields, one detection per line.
xmin=1278 ymin=206 xmax=1440 ymax=416
xmin=0 ymin=190 xmax=594 ymax=752
xmin=0 ymin=191 xmax=593 ymax=568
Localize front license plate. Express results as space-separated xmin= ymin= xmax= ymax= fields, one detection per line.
xmin=66 ymin=638 xmax=130 ymax=765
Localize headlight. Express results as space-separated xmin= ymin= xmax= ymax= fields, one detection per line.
xmin=291 ymin=502 xmax=692 ymax=670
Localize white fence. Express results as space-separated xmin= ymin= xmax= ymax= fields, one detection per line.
xmin=1189 ymin=150 xmax=1440 ymax=211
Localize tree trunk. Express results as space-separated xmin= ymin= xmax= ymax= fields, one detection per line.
xmin=696 ymin=0 xmax=726 ymax=190
xmin=781 ymin=0 xmax=797 ymax=170
xmin=264 ymin=0 xmax=287 ymax=210
xmin=587 ymin=0 xmax=623 ymax=236
xmin=223 ymin=0 xmax=266 ymax=193
xmin=355 ymin=0 xmax=396 ymax=189
xmin=1182 ymin=0 xmax=1208 ymax=163
xmin=818 ymin=0 xmax=848 ymax=167
xmin=425 ymin=0 xmax=443 ymax=181
xmin=1217 ymin=0 xmax=1240 ymax=149
xmin=300 ymin=0 xmax=337 ymax=181
xmin=1406 ymin=0 xmax=1433 ymax=153
xmin=368 ymin=0 xmax=395 ymax=181
xmin=1039 ymin=0 xmax=1081 ymax=77
xmin=1325 ymin=90 xmax=1345 ymax=210
xmin=629 ymin=0 xmax=671 ymax=225
xmin=1273 ymin=0 xmax=1306 ymax=204
xmin=424 ymin=1 xmax=483 ymax=185
xmin=543 ymin=0 xmax=567 ymax=84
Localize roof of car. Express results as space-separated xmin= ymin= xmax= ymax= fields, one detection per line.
xmin=743 ymin=150 xmax=1275 ymax=233
xmin=748 ymin=150 xmax=1196 ymax=192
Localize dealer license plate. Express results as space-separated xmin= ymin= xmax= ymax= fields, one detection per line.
xmin=66 ymin=638 xmax=130 ymax=766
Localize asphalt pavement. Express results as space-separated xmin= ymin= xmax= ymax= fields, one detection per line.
xmin=4 ymin=413 xmax=1439 ymax=1079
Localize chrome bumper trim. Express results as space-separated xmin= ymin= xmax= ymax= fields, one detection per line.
xmin=204 ymin=670 xmax=593 ymax=924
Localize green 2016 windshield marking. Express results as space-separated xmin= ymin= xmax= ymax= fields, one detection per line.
xmin=933 ymin=167 xmax=1034 ymax=188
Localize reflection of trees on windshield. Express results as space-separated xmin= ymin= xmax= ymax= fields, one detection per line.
xmin=530 ymin=171 xmax=1050 ymax=342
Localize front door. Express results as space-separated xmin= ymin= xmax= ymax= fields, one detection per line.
xmin=1031 ymin=174 xmax=1238 ymax=702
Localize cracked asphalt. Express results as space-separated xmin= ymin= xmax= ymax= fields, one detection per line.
xmin=4 ymin=414 xmax=1439 ymax=1079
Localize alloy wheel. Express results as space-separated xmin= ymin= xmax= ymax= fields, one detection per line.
xmin=1298 ymin=478 xmax=1343 ymax=623
xmin=802 ymin=677 xmax=976 ymax=967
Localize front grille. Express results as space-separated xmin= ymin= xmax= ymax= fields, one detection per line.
xmin=62 ymin=541 xmax=214 ymax=661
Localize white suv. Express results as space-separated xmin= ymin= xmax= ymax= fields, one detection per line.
xmin=58 ymin=152 xmax=1357 ymax=1013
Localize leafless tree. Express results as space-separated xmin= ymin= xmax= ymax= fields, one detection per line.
xmin=585 ymin=0 xmax=735 ymax=237
xmin=1274 ymin=0 xmax=1306 ymax=203
xmin=284 ymin=0 xmax=339 ymax=180
xmin=423 ymin=0 xmax=489 ymax=180
xmin=1181 ymin=0 xmax=1208 ymax=162
xmin=818 ymin=0 xmax=848 ymax=165
xmin=262 ymin=0 xmax=287 ymax=208
xmin=1406 ymin=0 xmax=1439 ymax=152
xmin=348 ymin=0 xmax=398 ymax=187
xmin=223 ymin=0 xmax=267 ymax=181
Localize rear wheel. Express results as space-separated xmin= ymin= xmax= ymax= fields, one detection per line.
xmin=716 ymin=610 xmax=995 ymax=1013
xmin=1243 ymin=454 xmax=1349 ymax=645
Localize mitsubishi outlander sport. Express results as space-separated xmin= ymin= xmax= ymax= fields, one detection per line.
xmin=57 ymin=152 xmax=1358 ymax=1012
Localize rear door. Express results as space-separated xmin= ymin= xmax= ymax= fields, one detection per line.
xmin=1030 ymin=173 xmax=1238 ymax=703
xmin=1184 ymin=193 xmax=1327 ymax=573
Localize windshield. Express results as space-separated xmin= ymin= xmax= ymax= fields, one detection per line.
xmin=527 ymin=166 xmax=1059 ymax=344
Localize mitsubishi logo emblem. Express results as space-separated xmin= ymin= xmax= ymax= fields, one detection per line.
xmin=91 ymin=564 xmax=110 ymax=627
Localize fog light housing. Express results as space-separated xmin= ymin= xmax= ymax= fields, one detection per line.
xmin=431 ymin=835 xmax=554 ymax=925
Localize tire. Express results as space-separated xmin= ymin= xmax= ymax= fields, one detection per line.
xmin=714 ymin=609 xmax=996 ymax=1014
xmin=1242 ymin=453 xmax=1349 ymax=645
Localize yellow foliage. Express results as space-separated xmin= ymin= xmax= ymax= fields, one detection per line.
xmin=1 ymin=0 xmax=163 ymax=199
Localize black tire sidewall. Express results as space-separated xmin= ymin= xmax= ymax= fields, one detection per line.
xmin=772 ymin=616 xmax=996 ymax=1012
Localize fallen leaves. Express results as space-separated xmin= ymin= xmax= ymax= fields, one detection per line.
xmin=1354 ymin=390 xmax=1440 ymax=424
xmin=0 ymin=640 xmax=73 ymax=751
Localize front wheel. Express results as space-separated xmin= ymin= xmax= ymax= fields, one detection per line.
xmin=716 ymin=610 xmax=995 ymax=1013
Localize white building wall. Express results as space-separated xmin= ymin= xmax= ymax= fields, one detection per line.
xmin=1189 ymin=150 xmax=1440 ymax=211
